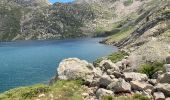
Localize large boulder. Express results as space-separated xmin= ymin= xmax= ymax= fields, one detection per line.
xmin=157 ymin=72 xmax=170 ymax=84
xmin=99 ymin=60 xmax=119 ymax=71
xmin=154 ymin=83 xmax=170 ymax=97
xmin=57 ymin=58 xmax=95 ymax=81
xmin=130 ymin=81 xmax=153 ymax=91
xmin=107 ymin=79 xmax=131 ymax=93
xmin=124 ymin=72 xmax=148 ymax=82
xmin=96 ymin=88 xmax=114 ymax=99
xmin=153 ymin=92 xmax=165 ymax=100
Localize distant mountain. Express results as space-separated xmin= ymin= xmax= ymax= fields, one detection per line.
xmin=0 ymin=0 xmax=161 ymax=41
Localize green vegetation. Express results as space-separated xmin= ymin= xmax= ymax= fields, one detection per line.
xmin=139 ymin=62 xmax=165 ymax=78
xmin=105 ymin=26 xmax=135 ymax=44
xmin=108 ymin=51 xmax=128 ymax=63
xmin=0 ymin=80 xmax=84 ymax=100
xmin=93 ymin=51 xmax=128 ymax=66
xmin=102 ymin=94 xmax=150 ymax=100
xmin=124 ymin=0 xmax=133 ymax=6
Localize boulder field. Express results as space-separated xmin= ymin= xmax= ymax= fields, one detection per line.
xmin=55 ymin=56 xmax=170 ymax=100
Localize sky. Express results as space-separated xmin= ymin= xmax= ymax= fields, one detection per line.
xmin=49 ymin=0 xmax=75 ymax=3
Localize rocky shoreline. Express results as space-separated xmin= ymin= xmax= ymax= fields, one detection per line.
xmin=53 ymin=55 xmax=170 ymax=100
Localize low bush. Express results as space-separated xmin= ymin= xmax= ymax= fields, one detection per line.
xmin=139 ymin=61 xmax=165 ymax=78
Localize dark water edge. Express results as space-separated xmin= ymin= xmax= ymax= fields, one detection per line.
xmin=0 ymin=38 xmax=118 ymax=93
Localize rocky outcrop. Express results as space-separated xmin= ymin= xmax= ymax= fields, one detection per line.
xmin=55 ymin=57 xmax=170 ymax=99
xmin=57 ymin=58 xmax=96 ymax=82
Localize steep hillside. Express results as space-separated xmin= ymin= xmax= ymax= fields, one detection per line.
xmin=0 ymin=0 xmax=148 ymax=41
xmin=103 ymin=0 xmax=170 ymax=68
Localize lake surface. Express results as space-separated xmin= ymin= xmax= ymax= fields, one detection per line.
xmin=0 ymin=38 xmax=118 ymax=92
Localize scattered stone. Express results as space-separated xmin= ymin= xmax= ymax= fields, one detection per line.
xmin=113 ymin=71 xmax=124 ymax=78
xmin=107 ymin=79 xmax=131 ymax=93
xmin=99 ymin=60 xmax=119 ymax=71
xmin=152 ymin=71 xmax=164 ymax=79
xmin=124 ymin=72 xmax=148 ymax=82
xmin=148 ymin=79 xmax=157 ymax=86
xmin=106 ymin=69 xmax=114 ymax=75
xmin=99 ymin=73 xmax=113 ymax=87
xmin=153 ymin=92 xmax=165 ymax=100
xmin=154 ymin=83 xmax=170 ymax=97
xmin=157 ymin=72 xmax=170 ymax=83
xmin=109 ymin=75 xmax=115 ymax=79
xmin=57 ymin=58 xmax=95 ymax=81
xmin=130 ymin=81 xmax=153 ymax=91
xmin=82 ymin=93 xmax=89 ymax=98
xmin=38 ymin=94 xmax=45 ymax=98
xmin=164 ymin=64 xmax=170 ymax=72
xmin=96 ymin=88 xmax=114 ymax=99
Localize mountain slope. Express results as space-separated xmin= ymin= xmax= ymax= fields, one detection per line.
xmin=0 ymin=0 xmax=149 ymax=41
xmin=103 ymin=0 xmax=170 ymax=68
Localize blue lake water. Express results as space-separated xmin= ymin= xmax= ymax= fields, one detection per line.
xmin=0 ymin=38 xmax=118 ymax=92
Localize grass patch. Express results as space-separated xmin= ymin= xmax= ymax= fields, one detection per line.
xmin=139 ymin=62 xmax=165 ymax=78
xmin=108 ymin=51 xmax=128 ymax=63
xmin=0 ymin=80 xmax=84 ymax=100
xmin=105 ymin=26 xmax=135 ymax=44
xmin=93 ymin=51 xmax=128 ymax=67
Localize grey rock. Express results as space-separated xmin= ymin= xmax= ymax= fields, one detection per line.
xmin=164 ymin=64 xmax=170 ymax=72
xmin=107 ymin=79 xmax=131 ymax=93
xmin=99 ymin=73 xmax=113 ymax=87
xmin=148 ymin=79 xmax=157 ymax=86
xmin=124 ymin=72 xmax=148 ymax=82
xmin=153 ymin=92 xmax=165 ymax=100
xmin=154 ymin=83 xmax=170 ymax=97
xmin=157 ymin=72 xmax=170 ymax=84
xmin=113 ymin=71 xmax=124 ymax=78
xmin=166 ymin=56 xmax=170 ymax=64
xmin=96 ymin=88 xmax=114 ymax=99
xmin=99 ymin=60 xmax=119 ymax=71
xmin=130 ymin=81 xmax=153 ymax=91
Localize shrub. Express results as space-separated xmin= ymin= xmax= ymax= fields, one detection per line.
xmin=139 ymin=61 xmax=165 ymax=78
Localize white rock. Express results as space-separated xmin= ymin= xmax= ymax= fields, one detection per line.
xmin=57 ymin=58 xmax=95 ymax=81
xmin=166 ymin=98 xmax=170 ymax=100
xmin=38 ymin=94 xmax=45 ymax=97
xmin=153 ymin=92 xmax=165 ymax=100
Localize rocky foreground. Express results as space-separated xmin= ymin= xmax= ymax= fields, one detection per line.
xmin=54 ymin=56 xmax=170 ymax=100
